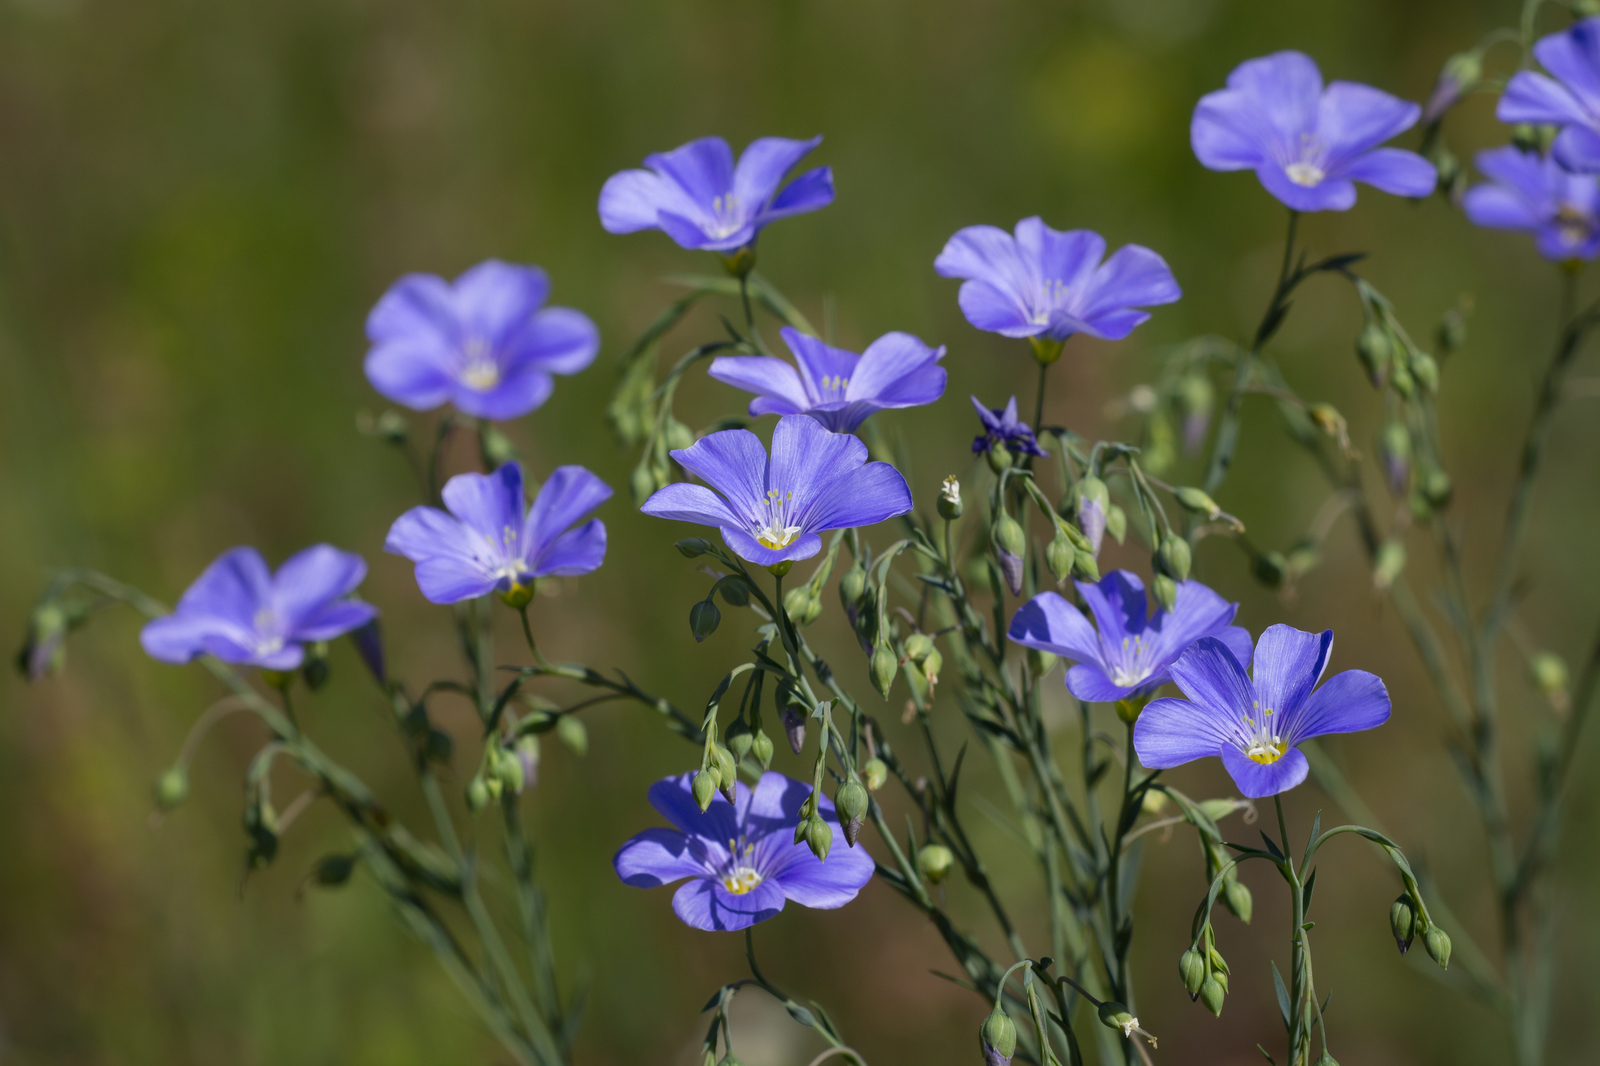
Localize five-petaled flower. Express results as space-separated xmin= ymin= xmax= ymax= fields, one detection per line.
xmin=614 ymin=771 xmax=875 ymax=932
xmin=935 ymin=219 xmax=1181 ymax=352
xmin=640 ymin=414 xmax=912 ymax=567
xmin=141 ymin=546 xmax=376 ymax=670
xmin=1133 ymin=624 xmax=1391 ymax=798
xmin=386 ymin=462 xmax=611 ymax=605
xmin=599 ymin=135 xmax=834 ymax=254
xmin=1499 ymin=18 xmax=1600 ymax=174
xmin=365 ymin=260 xmax=600 ymax=421
xmin=1008 ymin=571 xmax=1251 ymax=704
xmin=1462 ymin=146 xmax=1600 ymax=261
xmin=708 ymin=326 xmax=946 ymax=433
xmin=1191 ymin=51 xmax=1437 ymax=211
xmin=971 ymin=395 xmax=1046 ymax=458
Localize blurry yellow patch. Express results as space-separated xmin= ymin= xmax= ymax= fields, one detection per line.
xmin=1031 ymin=39 xmax=1162 ymax=159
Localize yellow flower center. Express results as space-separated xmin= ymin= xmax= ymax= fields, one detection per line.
xmin=1241 ymin=702 xmax=1286 ymax=763
xmin=755 ymin=488 xmax=802 ymax=549
xmin=722 ymin=867 xmax=764 ymax=894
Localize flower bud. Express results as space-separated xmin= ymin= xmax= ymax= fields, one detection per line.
xmin=1424 ymin=926 xmax=1452 ymax=969
xmin=986 ymin=441 xmax=1013 ymax=473
xmin=154 ymin=767 xmax=189 ymax=811
xmin=629 ymin=465 xmax=659 ymax=504
xmin=1179 ymin=948 xmax=1205 ymax=996
xmin=1421 ymin=467 xmax=1453 ymax=509
xmin=1151 ymin=573 xmax=1178 ymax=613
xmin=1074 ymin=476 xmax=1110 ymax=554
xmin=1156 ymin=534 xmax=1192 ymax=584
xmin=725 ymin=718 xmax=754 ymax=760
xmin=905 ymin=632 xmax=935 ymax=661
xmin=1105 ymin=503 xmax=1127 ymax=544
xmin=556 ymin=715 xmax=588 ymax=756
xmin=313 ymin=853 xmax=356 ymax=887
xmin=840 ymin=560 xmax=867 ymax=604
xmin=1390 ymin=357 xmax=1415 ymax=398
xmin=748 ymin=726 xmax=774 ymax=768
xmin=783 ymin=584 xmax=811 ymax=621
xmin=1356 ymin=321 xmax=1392 ymax=386
xmin=1423 ymin=50 xmax=1482 ymax=124
xmin=1530 ymin=651 xmax=1570 ymax=712
xmin=782 ymin=706 xmax=807 ymax=753
xmin=495 ymin=745 xmax=526 ymax=795
xmin=804 ymin=815 xmax=833 ymax=862
xmin=871 ymin=642 xmax=898 ymax=699
xmin=918 ymin=843 xmax=954 ymax=883
xmin=863 ymin=757 xmax=888 ymax=791
xmin=1313 ymin=1052 xmax=1340 ymax=1066
xmin=1373 ymin=539 xmax=1406 ymax=590
xmin=1198 ymin=974 xmax=1225 ymax=1017
xmin=717 ymin=1055 xmax=746 ymax=1066
xmin=712 ymin=746 xmax=738 ymax=802
xmin=721 ymin=244 xmax=756 ymax=278
xmin=1096 ymin=1001 xmax=1140 ymax=1039
xmin=1253 ymin=550 xmax=1287 ymax=589
xmin=992 ymin=513 xmax=1026 ymax=596
xmin=1173 ymin=486 xmax=1221 ymax=520
xmin=1389 ymin=894 xmax=1416 ymax=955
xmin=1046 ymin=531 xmax=1075 ymax=584
xmin=836 ymin=778 xmax=868 ymax=846
xmin=1072 ymin=548 xmax=1100 ymax=583
xmin=922 ymin=648 xmax=943 ymax=686
xmin=689 ymin=599 xmax=721 ymax=642
xmin=664 ymin=418 xmax=695 ymax=453
xmin=719 ymin=577 xmax=751 ymax=607
xmin=466 ymin=775 xmax=491 ymax=812
xmin=1027 ymin=648 xmax=1058 ymax=680
xmin=1223 ymin=879 xmax=1253 ymax=924
xmin=981 ymin=1006 xmax=1018 ymax=1066
xmin=937 ymin=475 xmax=964 ymax=520
xmin=692 ymin=769 xmax=718 ymax=812
xmin=513 ymin=735 xmax=540 ymax=792
xmin=676 ymin=537 xmax=715 ymax=559
xmin=1437 ymin=306 xmax=1468 ymax=353
xmin=1411 ymin=351 xmax=1440 ymax=394
xmin=800 ymin=595 xmax=823 ymax=625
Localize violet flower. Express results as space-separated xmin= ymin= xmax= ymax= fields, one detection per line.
xmin=1462 ymin=146 xmax=1600 ymax=261
xmin=614 ymin=771 xmax=875 ymax=932
xmin=598 ymin=135 xmax=834 ymax=253
xmin=364 ymin=260 xmax=599 ymax=421
xmin=386 ymin=462 xmax=611 ymax=605
xmin=971 ymin=396 xmax=1046 ymax=458
xmin=640 ymin=414 xmax=912 ymax=567
xmin=1191 ymin=51 xmax=1437 ymax=211
xmin=141 ymin=546 xmax=376 ymax=670
xmin=708 ymin=326 xmax=946 ymax=433
xmin=1134 ymin=624 xmax=1391 ymax=798
xmin=1499 ymin=18 xmax=1600 ymax=173
xmin=935 ymin=219 xmax=1180 ymax=346
xmin=1008 ymin=571 xmax=1251 ymax=703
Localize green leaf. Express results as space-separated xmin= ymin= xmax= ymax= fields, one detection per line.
xmin=1271 ymin=961 xmax=1292 ymax=1030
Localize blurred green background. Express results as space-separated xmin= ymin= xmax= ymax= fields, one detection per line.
xmin=4 ymin=0 xmax=1599 ymax=1062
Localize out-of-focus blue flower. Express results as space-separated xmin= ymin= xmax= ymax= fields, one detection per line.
xmin=141 ymin=546 xmax=376 ymax=670
xmin=936 ymin=219 xmax=1179 ymax=346
xmin=1134 ymin=624 xmax=1390 ymax=798
xmin=1191 ymin=51 xmax=1437 ymax=211
xmin=970 ymin=396 xmax=1045 ymax=458
xmin=386 ymin=462 xmax=611 ymax=604
xmin=641 ymin=414 xmax=912 ymax=567
xmin=364 ymin=260 xmax=599 ymax=421
xmin=708 ymin=327 xmax=945 ymax=433
xmin=614 ymin=771 xmax=874 ymax=932
xmin=1499 ymin=18 xmax=1600 ymax=173
xmin=1008 ymin=571 xmax=1250 ymax=704
xmin=598 ymin=136 xmax=834 ymax=253
xmin=1462 ymin=146 xmax=1600 ymax=261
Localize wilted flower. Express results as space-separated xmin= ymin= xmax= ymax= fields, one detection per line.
xmin=386 ymin=462 xmax=611 ymax=604
xmin=1191 ymin=51 xmax=1436 ymax=211
xmin=640 ymin=414 xmax=912 ymax=567
xmin=935 ymin=219 xmax=1180 ymax=346
xmin=364 ymin=260 xmax=599 ymax=421
xmin=1008 ymin=571 xmax=1250 ymax=703
xmin=1462 ymin=146 xmax=1600 ymax=261
xmin=1134 ymin=625 xmax=1391 ymax=797
xmin=1499 ymin=18 xmax=1600 ymax=173
xmin=141 ymin=546 xmax=376 ymax=670
xmin=598 ymin=136 xmax=834 ymax=253
xmin=708 ymin=326 xmax=946 ymax=433
xmin=971 ymin=396 xmax=1046 ymax=457
xmin=613 ymin=771 xmax=874 ymax=931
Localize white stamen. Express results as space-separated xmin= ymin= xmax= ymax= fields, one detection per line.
xmin=754 ymin=488 xmax=803 ymax=550
xmin=707 ymin=193 xmax=745 ymax=240
xmin=720 ymin=836 xmax=763 ymax=894
xmin=1285 ymin=161 xmax=1325 ymax=187
xmin=459 ymin=337 xmax=501 ymax=391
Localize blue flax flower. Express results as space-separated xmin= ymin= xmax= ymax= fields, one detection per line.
xmin=971 ymin=395 xmax=1046 ymax=458
xmin=640 ymin=414 xmax=912 ymax=567
xmin=141 ymin=546 xmax=376 ymax=670
xmin=386 ymin=462 xmax=611 ymax=604
xmin=1462 ymin=146 xmax=1600 ymax=261
xmin=365 ymin=260 xmax=599 ymax=421
xmin=708 ymin=327 xmax=946 ymax=433
xmin=615 ymin=771 xmax=874 ymax=932
xmin=1008 ymin=571 xmax=1250 ymax=703
xmin=1499 ymin=18 xmax=1600 ymax=173
xmin=1134 ymin=624 xmax=1390 ymax=798
xmin=935 ymin=219 xmax=1180 ymax=346
xmin=1191 ymin=51 xmax=1436 ymax=211
xmin=599 ymin=136 xmax=834 ymax=253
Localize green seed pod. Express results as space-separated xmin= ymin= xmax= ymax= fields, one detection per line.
xmin=750 ymin=729 xmax=775 ymax=769
xmin=1390 ymin=894 xmax=1416 ymax=955
xmin=154 ymin=767 xmax=189 ymax=811
xmin=1096 ymin=1001 xmax=1142 ymax=1039
xmin=1411 ymin=351 xmax=1440 ymax=394
xmin=1157 ymin=533 xmax=1192 ymax=583
xmin=629 ymin=465 xmax=659 ymax=505
xmin=466 ymin=775 xmax=491 ymax=813
xmin=1173 ymin=486 xmax=1222 ymax=519
xmin=1072 ymin=548 xmax=1100 ymax=583
xmin=981 ymin=1005 xmax=1018 ymax=1066
xmin=871 ymin=643 xmax=898 ymax=699
xmin=689 ymin=599 xmax=721 ymax=642
xmin=1105 ymin=503 xmax=1128 ymax=544
xmin=1151 ymin=573 xmax=1179 ymax=613
xmin=1424 ymin=926 xmax=1452 ymax=969
xmin=1046 ymin=531 xmax=1075 ymax=583
xmin=835 ymin=778 xmax=868 ymax=847
xmin=862 ymin=757 xmax=888 ymax=791
xmin=1179 ymin=948 xmax=1206 ymax=996
xmin=922 ymin=647 xmax=943 ymax=685
xmin=1224 ymin=879 xmax=1253 ymax=924
xmin=804 ymin=815 xmax=833 ymax=862
xmin=664 ymin=418 xmax=695 ymax=452
xmin=917 ymin=843 xmax=954 ymax=883
xmin=904 ymin=633 xmax=934 ymax=661
xmin=1198 ymin=975 xmax=1226 ymax=1017
xmin=692 ymin=769 xmax=718 ymax=812
xmin=1356 ymin=321 xmax=1393 ymax=386
xmin=1421 ymin=467 xmax=1453 ymax=509
xmin=556 ymin=715 xmax=588 ymax=756
xmin=986 ymin=441 xmax=1013 ymax=473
